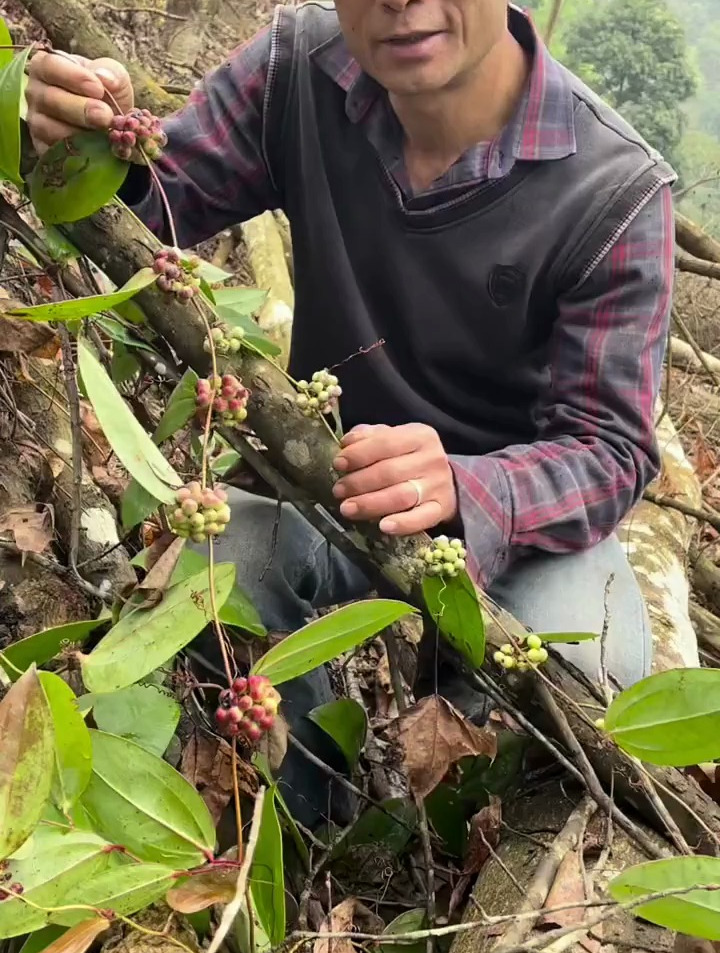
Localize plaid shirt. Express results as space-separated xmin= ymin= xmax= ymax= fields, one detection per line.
xmin=128 ymin=7 xmax=675 ymax=588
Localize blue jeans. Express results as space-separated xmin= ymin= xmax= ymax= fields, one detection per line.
xmin=203 ymin=488 xmax=652 ymax=825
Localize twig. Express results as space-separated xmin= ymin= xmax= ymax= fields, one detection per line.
xmin=629 ymin=756 xmax=692 ymax=856
xmin=493 ymin=796 xmax=597 ymax=952
xmin=672 ymin=307 xmax=720 ymax=388
xmin=534 ymin=681 xmax=669 ymax=860
xmin=599 ymin=574 xmax=614 ymax=706
xmin=57 ymin=326 xmax=83 ymax=578
xmin=643 ymin=488 xmax=720 ymax=534
xmin=95 ymin=1 xmax=189 ymax=18
xmin=207 ymin=788 xmax=266 ymax=953
xmin=0 ymin=539 xmax=109 ymax=603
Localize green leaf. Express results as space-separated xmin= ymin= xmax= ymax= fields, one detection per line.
xmin=252 ymin=600 xmax=416 ymax=685
xmin=81 ymin=563 xmax=236 ymax=693
xmin=308 ymin=699 xmax=367 ymax=769
xmin=605 ymin=668 xmax=720 ymax=766
xmin=197 ymin=261 xmax=233 ymax=285
xmin=214 ymin=287 xmax=268 ymax=314
xmin=0 ymin=828 xmax=116 ymax=938
xmin=153 ymin=368 xmax=200 ymax=445
xmin=38 ymin=673 xmax=92 ymax=813
xmin=211 ymin=450 xmax=241 ymax=476
xmin=380 ymin=909 xmax=427 ymax=953
xmin=38 ymin=226 xmax=80 ymax=264
xmin=0 ymin=667 xmax=55 ymax=861
xmin=250 ymin=785 xmax=286 ymax=946
xmin=80 ymin=730 xmax=216 ymax=866
xmin=535 ymin=631 xmax=598 ymax=644
xmin=0 ymin=619 xmax=102 ymax=681
xmin=609 ymin=856 xmax=720 ymax=940
xmin=89 ymin=683 xmax=180 ymax=756
xmin=95 ymin=315 xmax=157 ymax=353
xmin=78 ymin=337 xmax=181 ymax=505
xmin=131 ymin=546 xmax=266 ymax=636
xmin=8 ymin=268 xmax=157 ymax=324
xmin=29 ymin=131 xmax=129 ymax=224
xmin=253 ymin=755 xmax=309 ymax=868
xmin=0 ymin=48 xmax=31 ymax=186
xmin=337 ymin=798 xmax=417 ymax=858
xmin=422 ymin=572 xmax=486 ymax=669
xmin=0 ymin=20 xmax=14 ymax=70
xmin=52 ymin=863 xmax=178 ymax=927
xmin=19 ymin=925 xmax=68 ymax=953
xmin=111 ymin=341 xmax=141 ymax=387
xmin=120 ymin=479 xmax=159 ymax=530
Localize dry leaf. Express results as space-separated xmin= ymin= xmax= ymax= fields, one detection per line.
xmin=464 ymin=796 xmax=502 ymax=874
xmin=41 ymin=918 xmax=110 ymax=953
xmin=167 ymin=868 xmax=237 ymax=913
xmin=0 ymin=505 xmax=53 ymax=555
xmin=0 ymin=311 xmax=58 ymax=356
xmin=256 ymin=712 xmax=288 ymax=772
xmin=538 ymin=847 xmax=587 ymax=930
xmin=314 ymin=898 xmax=384 ymax=953
xmin=180 ymin=729 xmax=257 ymax=824
xmin=133 ymin=536 xmax=187 ymax=609
xmin=387 ymin=695 xmax=497 ymax=799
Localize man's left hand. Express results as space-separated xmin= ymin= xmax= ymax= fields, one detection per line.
xmin=332 ymin=423 xmax=458 ymax=535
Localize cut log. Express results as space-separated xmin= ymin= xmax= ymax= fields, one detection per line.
xmin=675 ymin=211 xmax=720 ymax=264
xmin=619 ymin=411 xmax=701 ymax=671
xmin=669 ymin=336 xmax=720 ymax=378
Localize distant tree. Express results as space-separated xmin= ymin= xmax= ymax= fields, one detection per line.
xmin=563 ymin=0 xmax=697 ymax=163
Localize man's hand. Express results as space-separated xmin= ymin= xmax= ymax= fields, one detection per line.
xmin=27 ymin=52 xmax=134 ymax=154
xmin=332 ymin=423 xmax=458 ymax=535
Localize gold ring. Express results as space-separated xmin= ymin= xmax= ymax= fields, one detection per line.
xmin=407 ymin=479 xmax=423 ymax=508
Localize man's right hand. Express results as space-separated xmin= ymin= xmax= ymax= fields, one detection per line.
xmin=27 ymin=52 xmax=134 ymax=154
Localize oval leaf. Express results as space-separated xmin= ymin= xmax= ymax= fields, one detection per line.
xmin=89 ymin=683 xmax=180 ymax=756
xmin=381 ymin=909 xmax=427 ymax=953
xmin=605 ymin=668 xmax=720 ymax=766
xmin=0 ymin=19 xmax=14 ymax=70
xmin=153 ymin=368 xmax=200 ymax=445
xmin=8 ymin=269 xmax=157 ymax=324
xmin=80 ymin=730 xmax=215 ymax=866
xmin=78 ymin=337 xmax=180 ymax=505
xmin=252 ymin=600 xmax=416 ymax=685
xmin=0 ymin=48 xmax=31 ymax=186
xmin=38 ymin=673 xmax=92 ymax=813
xmin=52 ymin=864 xmax=178 ymax=927
xmin=19 ymin=926 xmax=68 ymax=953
xmin=0 ymin=667 xmax=55 ymax=861
xmin=167 ymin=869 xmax=237 ymax=914
xmin=0 ymin=828 xmax=115 ymax=939
xmin=41 ymin=919 xmax=109 ymax=953
xmin=308 ymin=698 xmax=367 ymax=769
xmin=250 ymin=785 xmax=285 ymax=946
xmin=0 ymin=619 xmax=102 ymax=681
xmin=535 ymin=631 xmax=598 ymax=644
xmin=214 ymin=287 xmax=268 ymax=315
xmin=29 ymin=131 xmax=129 ymax=224
xmin=81 ymin=563 xmax=235 ymax=693
xmin=609 ymin=856 xmax=720 ymax=940
xmin=422 ymin=572 xmax=486 ymax=669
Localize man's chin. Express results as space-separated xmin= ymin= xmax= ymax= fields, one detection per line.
xmin=379 ymin=66 xmax=455 ymax=97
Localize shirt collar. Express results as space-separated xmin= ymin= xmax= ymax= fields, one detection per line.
xmin=310 ymin=4 xmax=577 ymax=164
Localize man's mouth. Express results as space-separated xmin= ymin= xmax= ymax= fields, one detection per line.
xmin=382 ymin=30 xmax=445 ymax=46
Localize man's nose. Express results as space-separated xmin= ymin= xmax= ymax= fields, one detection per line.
xmin=381 ymin=0 xmax=421 ymax=12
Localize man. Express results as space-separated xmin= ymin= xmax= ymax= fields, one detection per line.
xmin=27 ymin=0 xmax=674 ymax=824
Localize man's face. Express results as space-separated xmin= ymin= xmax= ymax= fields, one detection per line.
xmin=334 ymin=0 xmax=507 ymax=96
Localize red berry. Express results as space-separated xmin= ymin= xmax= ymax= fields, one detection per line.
xmin=237 ymin=695 xmax=253 ymax=712
xmin=247 ymin=675 xmax=268 ymax=701
xmin=215 ymin=708 xmax=230 ymax=726
xmin=228 ymin=707 xmax=244 ymax=725
xmin=244 ymin=723 xmax=263 ymax=743
xmin=248 ymin=705 xmax=266 ymax=723
xmin=258 ymin=713 xmax=275 ymax=731
xmin=232 ymin=677 xmax=248 ymax=695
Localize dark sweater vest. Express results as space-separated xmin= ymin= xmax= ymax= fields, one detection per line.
xmin=263 ymin=2 xmax=674 ymax=456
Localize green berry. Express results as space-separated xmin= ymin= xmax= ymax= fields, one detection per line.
xmin=517 ymin=661 xmax=530 ymax=673
xmin=455 ymin=558 xmax=466 ymax=571
xmin=296 ymin=394 xmax=309 ymax=408
xmin=297 ymin=380 xmax=309 ymax=391
xmin=501 ymin=656 xmax=516 ymax=670
xmin=527 ymin=648 xmax=544 ymax=664
xmin=191 ymin=533 xmax=206 ymax=544
xmin=450 ymin=539 xmax=464 ymax=550
xmin=538 ymin=648 xmax=549 ymax=664
xmin=594 ymin=717 xmax=606 ymax=730
xmin=318 ymin=389 xmax=330 ymax=403
xmin=493 ymin=651 xmax=505 ymax=665
xmin=500 ymin=644 xmax=514 ymax=656
xmin=189 ymin=514 xmax=205 ymax=529
xmin=431 ymin=550 xmax=444 ymax=563
xmin=526 ymin=634 xmax=543 ymax=651
xmin=435 ymin=535 xmax=449 ymax=547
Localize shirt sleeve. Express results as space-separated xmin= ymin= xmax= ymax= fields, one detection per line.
xmin=120 ymin=25 xmax=280 ymax=247
xmin=449 ymin=184 xmax=675 ymax=589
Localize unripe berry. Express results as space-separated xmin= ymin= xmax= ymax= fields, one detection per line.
xmin=244 ymin=722 xmax=263 ymax=743
xmin=526 ymin=634 xmax=543 ymax=651
xmin=501 ymin=656 xmax=516 ymax=670
xmin=501 ymin=644 xmax=514 ymax=656
xmin=493 ymin=651 xmax=506 ymax=665
xmin=527 ymin=648 xmax=545 ymax=665
xmin=237 ymin=694 xmax=253 ymax=712
xmin=594 ymin=717 xmax=606 ymax=730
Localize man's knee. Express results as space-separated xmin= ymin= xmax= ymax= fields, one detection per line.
xmin=488 ymin=536 xmax=652 ymax=687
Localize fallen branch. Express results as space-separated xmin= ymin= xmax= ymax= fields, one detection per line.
xmin=643 ymin=488 xmax=720 ymax=534
xmin=677 ymin=255 xmax=720 ymax=281
xmin=675 ymin=210 xmax=720 ymax=264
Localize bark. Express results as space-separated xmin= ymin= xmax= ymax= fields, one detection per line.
xmin=57 ymin=200 xmax=720 ymax=855
xmin=452 ymin=783 xmax=675 ymax=953
xmin=618 ymin=411 xmax=700 ymax=671
xmin=669 ymin=336 xmax=720 ymax=378
xmin=20 ymin=0 xmax=184 ymax=117
xmin=676 ymin=255 xmax=720 ymax=281
xmin=675 ymin=211 xmax=720 ymax=265
xmin=241 ymin=211 xmax=295 ymax=369
xmin=690 ymin=601 xmax=720 ymax=654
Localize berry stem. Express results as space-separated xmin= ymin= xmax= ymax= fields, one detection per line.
xmin=231 ymin=741 xmax=244 ymax=862
xmin=139 ymin=141 xmax=180 ymax=250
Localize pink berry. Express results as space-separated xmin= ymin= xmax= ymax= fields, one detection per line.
xmin=237 ymin=695 xmax=253 ymax=712
xmin=215 ymin=707 xmax=230 ymax=726
xmin=232 ymin=677 xmax=248 ymax=695
xmin=258 ymin=713 xmax=275 ymax=731
xmin=248 ymin=705 xmax=266 ymax=723
xmin=244 ymin=723 xmax=262 ymax=743
xmin=228 ymin=707 xmax=244 ymax=725
xmin=247 ymin=675 xmax=267 ymax=700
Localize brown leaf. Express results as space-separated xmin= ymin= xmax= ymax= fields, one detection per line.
xmin=387 ymin=695 xmax=497 ymax=799
xmin=0 ymin=505 xmax=53 ymax=555
xmin=133 ymin=536 xmax=187 ymax=609
xmin=41 ymin=918 xmax=110 ymax=953
xmin=0 ymin=311 xmax=58 ymax=356
xmin=464 ymin=796 xmax=502 ymax=874
xmin=314 ymin=899 xmax=384 ymax=953
xmin=166 ymin=869 xmax=237 ymax=913
xmin=537 ymin=847 xmax=587 ymax=930
xmin=256 ymin=712 xmax=288 ymax=772
xmin=180 ymin=729 xmax=257 ymax=824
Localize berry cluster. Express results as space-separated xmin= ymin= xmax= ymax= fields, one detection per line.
xmin=168 ymin=483 xmax=231 ymax=543
xmin=0 ymin=864 xmax=22 ymax=902
xmin=418 ymin=536 xmax=467 ymax=578
xmin=109 ymin=108 xmax=168 ymax=163
xmin=196 ymin=375 xmax=249 ymax=426
xmin=215 ymin=675 xmax=281 ymax=743
xmin=493 ymin=634 xmax=549 ymax=672
xmin=295 ymin=369 xmax=342 ymax=417
xmin=203 ymin=324 xmax=245 ymax=356
xmin=153 ymin=248 xmax=201 ymax=301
